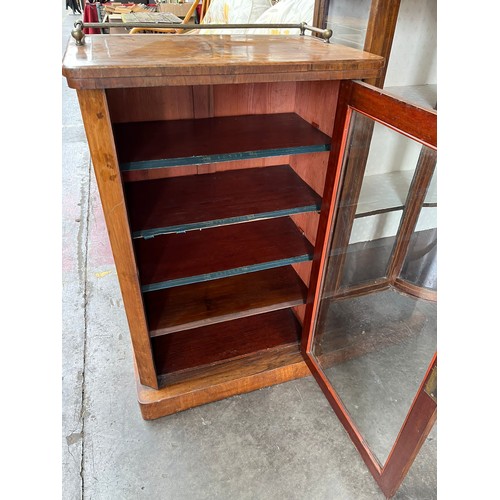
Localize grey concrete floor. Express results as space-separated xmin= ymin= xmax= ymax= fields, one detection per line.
xmin=61 ymin=8 xmax=436 ymax=499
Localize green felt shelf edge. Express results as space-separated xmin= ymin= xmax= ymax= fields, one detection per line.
xmin=134 ymin=205 xmax=321 ymax=239
xmin=120 ymin=144 xmax=330 ymax=172
xmin=141 ymin=254 xmax=313 ymax=293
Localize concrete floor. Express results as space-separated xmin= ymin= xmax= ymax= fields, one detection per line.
xmin=61 ymin=8 xmax=436 ymax=499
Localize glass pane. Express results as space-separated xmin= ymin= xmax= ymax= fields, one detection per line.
xmin=325 ymin=0 xmax=371 ymax=50
xmin=311 ymin=111 xmax=437 ymax=466
xmin=400 ymin=168 xmax=437 ymax=289
xmin=329 ymin=113 xmax=425 ymax=292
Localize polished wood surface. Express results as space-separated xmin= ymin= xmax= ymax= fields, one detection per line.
xmin=136 ymin=345 xmax=310 ymax=419
xmin=145 ymin=266 xmax=308 ymax=337
xmin=152 ymin=309 xmax=302 ymax=375
xmin=62 ymin=35 xmax=384 ymax=89
xmin=125 ymin=165 xmax=321 ymax=237
xmin=76 ymin=89 xmax=158 ymax=389
xmin=313 ymin=0 xmax=329 ymax=29
xmin=394 ymin=278 xmax=437 ymax=302
xmin=134 ymin=217 xmax=314 ymax=291
xmin=114 ymin=113 xmax=330 ymax=171
xmin=350 ymin=81 xmax=437 ymax=149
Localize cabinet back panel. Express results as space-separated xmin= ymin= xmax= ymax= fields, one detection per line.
xmin=107 ymin=86 xmax=195 ymax=123
xmin=211 ymin=82 xmax=296 ymax=117
xmin=107 ymin=82 xmax=296 ymax=124
xmin=122 ymin=157 xmax=288 ymax=182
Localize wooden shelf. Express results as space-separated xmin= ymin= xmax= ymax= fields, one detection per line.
xmin=151 ymin=309 xmax=302 ymax=376
xmin=144 ymin=266 xmax=308 ymax=337
xmin=134 ymin=217 xmax=314 ymax=292
xmin=126 ymin=165 xmax=322 ymax=238
xmin=114 ymin=113 xmax=331 ymax=171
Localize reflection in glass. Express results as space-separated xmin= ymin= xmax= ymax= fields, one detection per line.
xmin=312 ymin=111 xmax=437 ymax=465
xmin=325 ymin=0 xmax=371 ymax=49
xmin=400 ymin=169 xmax=437 ymax=290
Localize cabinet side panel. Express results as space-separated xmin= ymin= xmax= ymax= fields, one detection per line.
xmin=294 ymin=80 xmax=339 ymax=136
xmin=196 ymin=156 xmax=291 ymax=175
xmin=76 ymin=89 xmax=158 ymax=389
xmin=288 ymin=81 xmax=340 ymax=294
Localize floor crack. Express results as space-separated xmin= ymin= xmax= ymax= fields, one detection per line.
xmin=79 ymin=159 xmax=92 ymax=500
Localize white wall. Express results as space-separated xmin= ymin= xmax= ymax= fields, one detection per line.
xmin=384 ymin=0 xmax=437 ymax=87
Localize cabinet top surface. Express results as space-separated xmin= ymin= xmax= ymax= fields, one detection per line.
xmin=62 ymin=34 xmax=384 ymax=89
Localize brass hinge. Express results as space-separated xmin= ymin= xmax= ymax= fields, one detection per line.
xmin=424 ymin=366 xmax=437 ymax=403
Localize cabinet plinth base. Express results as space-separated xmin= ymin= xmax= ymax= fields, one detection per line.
xmin=135 ymin=346 xmax=310 ymax=420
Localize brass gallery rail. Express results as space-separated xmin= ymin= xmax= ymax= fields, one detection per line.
xmin=70 ymin=21 xmax=333 ymax=45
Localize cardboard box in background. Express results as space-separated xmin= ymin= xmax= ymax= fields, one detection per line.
xmin=158 ymin=2 xmax=194 ymax=17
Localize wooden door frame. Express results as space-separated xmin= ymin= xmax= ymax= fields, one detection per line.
xmin=301 ymin=79 xmax=437 ymax=498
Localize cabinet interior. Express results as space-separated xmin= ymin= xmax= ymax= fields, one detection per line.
xmin=106 ymin=80 xmax=339 ymax=382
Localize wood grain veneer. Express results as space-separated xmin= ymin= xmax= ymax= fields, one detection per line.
xmin=62 ymin=35 xmax=384 ymax=89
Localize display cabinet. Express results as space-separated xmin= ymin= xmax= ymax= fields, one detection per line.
xmin=63 ymin=30 xmax=436 ymax=497
xmin=62 ymin=32 xmax=383 ymax=412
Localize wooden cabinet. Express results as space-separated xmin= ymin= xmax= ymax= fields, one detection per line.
xmin=63 ymin=31 xmax=436 ymax=498
xmin=63 ymin=33 xmax=383 ymax=417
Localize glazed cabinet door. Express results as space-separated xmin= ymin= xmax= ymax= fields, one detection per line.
xmin=302 ymin=79 xmax=437 ymax=498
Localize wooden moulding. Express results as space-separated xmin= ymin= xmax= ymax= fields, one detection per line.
xmin=62 ymin=35 xmax=384 ymax=89
xmin=136 ymin=345 xmax=310 ymax=420
xmin=394 ymin=278 xmax=437 ymax=302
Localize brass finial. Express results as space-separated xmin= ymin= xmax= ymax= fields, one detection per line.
xmin=72 ymin=21 xmax=85 ymax=46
